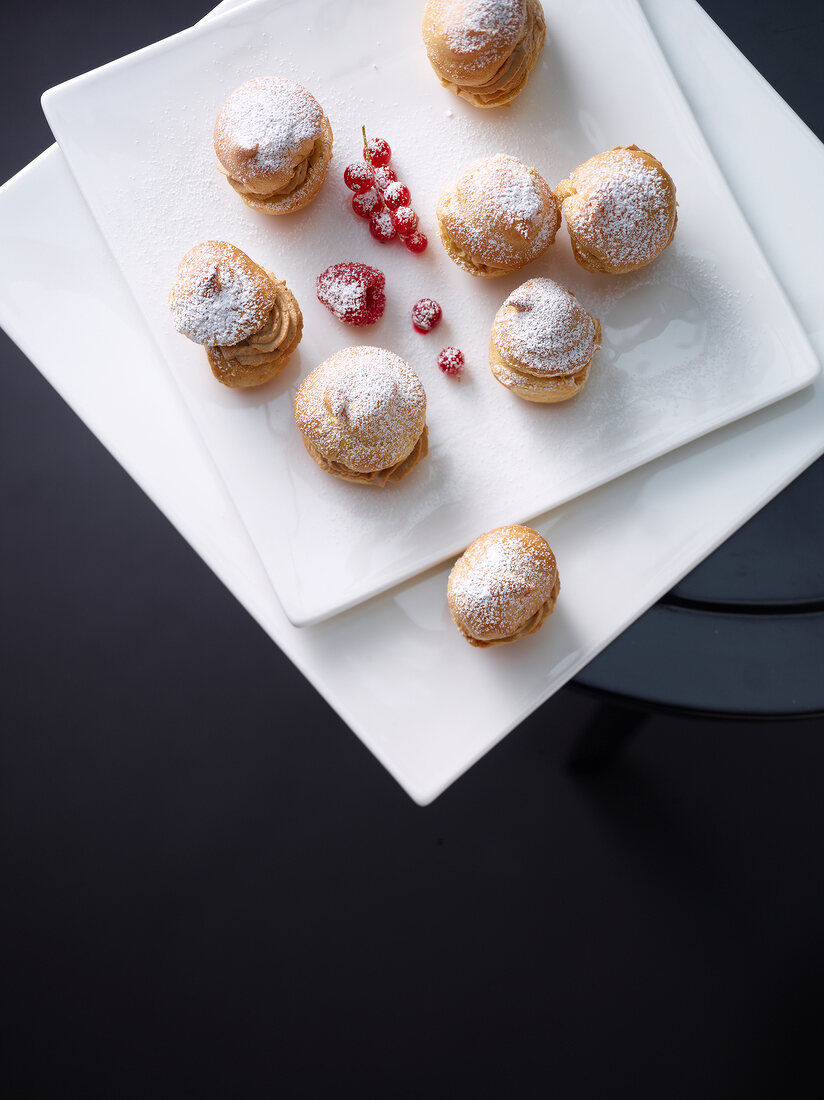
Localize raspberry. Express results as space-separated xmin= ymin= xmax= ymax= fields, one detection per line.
xmin=344 ymin=162 xmax=375 ymax=193
xmin=383 ymin=181 xmax=411 ymax=211
xmin=411 ymin=298 xmax=442 ymax=334
xmin=316 ymin=262 xmax=386 ymax=326
xmin=438 ymin=346 xmax=464 ymax=376
xmin=403 ymin=230 xmax=428 ymax=254
xmin=369 ymin=209 xmax=397 ymax=243
xmin=390 ymin=206 xmax=418 ymax=236
xmin=373 ymin=165 xmax=397 ymax=192
xmin=363 ymin=137 xmax=391 ymax=167
xmin=351 ymin=189 xmax=383 ymax=218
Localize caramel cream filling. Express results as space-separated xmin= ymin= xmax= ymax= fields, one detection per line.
xmin=439 ymin=3 xmax=543 ymax=107
xmin=207 ymin=278 xmax=302 ymax=387
xmin=303 ymin=425 xmax=429 ymax=487
xmin=225 ymin=136 xmax=321 ymax=202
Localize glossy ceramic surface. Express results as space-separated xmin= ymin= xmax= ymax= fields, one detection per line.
xmin=0 ymin=0 xmax=822 ymax=801
xmin=41 ymin=0 xmax=819 ymax=624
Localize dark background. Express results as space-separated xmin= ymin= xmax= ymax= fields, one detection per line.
xmin=2 ymin=2 xmax=824 ymax=1096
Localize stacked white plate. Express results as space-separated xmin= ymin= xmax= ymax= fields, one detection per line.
xmin=1 ymin=0 xmax=822 ymax=801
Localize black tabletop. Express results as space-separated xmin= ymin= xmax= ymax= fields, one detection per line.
xmin=3 ymin=3 xmax=824 ymax=1097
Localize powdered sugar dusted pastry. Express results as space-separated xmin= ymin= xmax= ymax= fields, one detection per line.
xmin=294 ymin=347 xmax=428 ymax=486
xmin=169 ymin=241 xmax=303 ymax=388
xmin=555 ymin=145 xmax=677 ymax=274
xmin=422 ymin=0 xmax=546 ymax=109
xmin=437 ymin=154 xmax=560 ymax=277
xmin=214 ymin=77 xmax=333 ymax=214
xmin=490 ymin=277 xmax=601 ymax=402
xmin=447 ymin=525 xmax=559 ymax=647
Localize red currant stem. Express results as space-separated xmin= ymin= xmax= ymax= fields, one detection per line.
xmin=361 ymin=124 xmax=373 ymax=169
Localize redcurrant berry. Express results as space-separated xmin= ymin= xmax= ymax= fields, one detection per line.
xmin=363 ymin=137 xmax=391 ymax=167
xmin=383 ymin=181 xmax=411 ymax=211
xmin=344 ymin=162 xmax=375 ymax=193
xmin=403 ymin=231 xmax=428 ymax=254
xmin=438 ymin=347 xmax=464 ymax=376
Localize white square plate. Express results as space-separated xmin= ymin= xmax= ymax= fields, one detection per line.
xmin=3 ymin=0 xmax=823 ymax=803
xmin=41 ymin=0 xmax=819 ymax=625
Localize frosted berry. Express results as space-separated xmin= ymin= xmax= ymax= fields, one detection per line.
xmin=403 ymin=230 xmax=428 ymax=254
xmin=344 ymin=162 xmax=374 ymax=193
xmin=351 ymin=189 xmax=383 ymax=218
xmin=411 ymin=298 xmax=442 ymax=334
xmin=390 ymin=206 xmax=418 ymax=236
xmin=383 ymin=181 xmax=411 ymax=211
xmin=369 ymin=209 xmax=397 ymax=243
xmin=438 ymin=346 xmax=464 ymax=376
xmin=316 ymin=262 xmax=386 ymax=326
xmin=373 ymin=165 xmax=397 ymax=192
xmin=363 ymin=137 xmax=391 ymax=167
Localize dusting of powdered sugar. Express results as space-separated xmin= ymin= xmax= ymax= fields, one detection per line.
xmin=449 ymin=526 xmax=555 ymax=637
xmin=215 ymin=77 xmax=323 ymax=181
xmin=169 ymin=241 xmax=273 ymax=346
xmin=438 ymin=0 xmax=524 ymax=68
xmin=564 ymin=148 xmax=673 ymax=267
xmin=494 ymin=278 xmax=599 ymax=376
xmin=295 ymin=347 xmax=427 ymax=471
xmin=442 ymin=154 xmax=556 ymax=263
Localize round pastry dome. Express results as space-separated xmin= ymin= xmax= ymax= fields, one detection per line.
xmin=437 ymin=154 xmax=559 ymax=275
xmin=423 ymin=0 xmax=527 ymax=82
xmin=555 ymin=145 xmax=677 ymax=274
xmin=422 ymin=0 xmax=546 ymax=108
xmin=492 ymin=277 xmax=599 ymax=377
xmin=294 ymin=346 xmax=427 ymax=476
xmin=447 ymin=525 xmax=559 ymax=646
xmin=214 ymin=77 xmax=333 ymax=214
xmin=169 ymin=240 xmax=277 ymax=347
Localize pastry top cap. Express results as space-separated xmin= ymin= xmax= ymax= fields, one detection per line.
xmin=214 ymin=77 xmax=325 ymax=188
xmin=448 ymin=525 xmax=558 ymax=642
xmin=169 ymin=241 xmax=276 ymax=347
xmin=492 ymin=278 xmax=600 ymax=377
xmin=294 ymin=347 xmax=427 ymax=473
xmin=556 ymin=145 xmax=677 ymax=269
xmin=423 ymin=0 xmax=526 ymax=82
xmin=437 ymin=154 xmax=559 ymax=269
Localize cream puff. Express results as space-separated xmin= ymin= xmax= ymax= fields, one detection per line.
xmin=214 ymin=76 xmax=333 ymax=215
xmin=294 ymin=346 xmax=428 ymax=486
xmin=555 ymin=145 xmax=677 ymax=274
xmin=169 ymin=241 xmax=303 ymax=388
xmin=447 ymin=525 xmax=560 ymax=647
xmin=489 ymin=277 xmax=601 ymax=402
xmin=422 ymin=0 xmax=546 ymax=108
xmin=437 ymin=154 xmax=560 ymax=276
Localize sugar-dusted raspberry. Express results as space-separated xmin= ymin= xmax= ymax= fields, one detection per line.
xmin=351 ymin=189 xmax=383 ymax=218
xmin=363 ymin=137 xmax=391 ymax=167
xmin=344 ymin=162 xmax=374 ymax=193
xmin=369 ymin=209 xmax=397 ymax=243
xmin=438 ymin=346 xmax=464 ymax=376
xmin=373 ymin=165 xmax=398 ymax=192
xmin=391 ymin=206 xmax=418 ymax=236
xmin=383 ymin=181 xmax=411 ymax=211
xmin=403 ymin=230 xmax=428 ymax=254
xmin=411 ymin=298 xmax=442 ymax=334
xmin=316 ymin=262 xmax=386 ymax=326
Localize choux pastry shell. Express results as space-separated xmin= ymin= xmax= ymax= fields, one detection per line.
xmin=489 ymin=277 xmax=601 ymax=402
xmin=294 ymin=346 xmax=428 ymax=486
xmin=555 ymin=145 xmax=677 ymax=274
xmin=447 ymin=525 xmax=560 ymax=646
xmin=422 ymin=0 xmax=546 ymax=109
xmin=214 ymin=77 xmax=333 ymax=215
xmin=437 ymin=153 xmax=560 ymax=277
xmin=169 ymin=241 xmax=303 ymax=388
